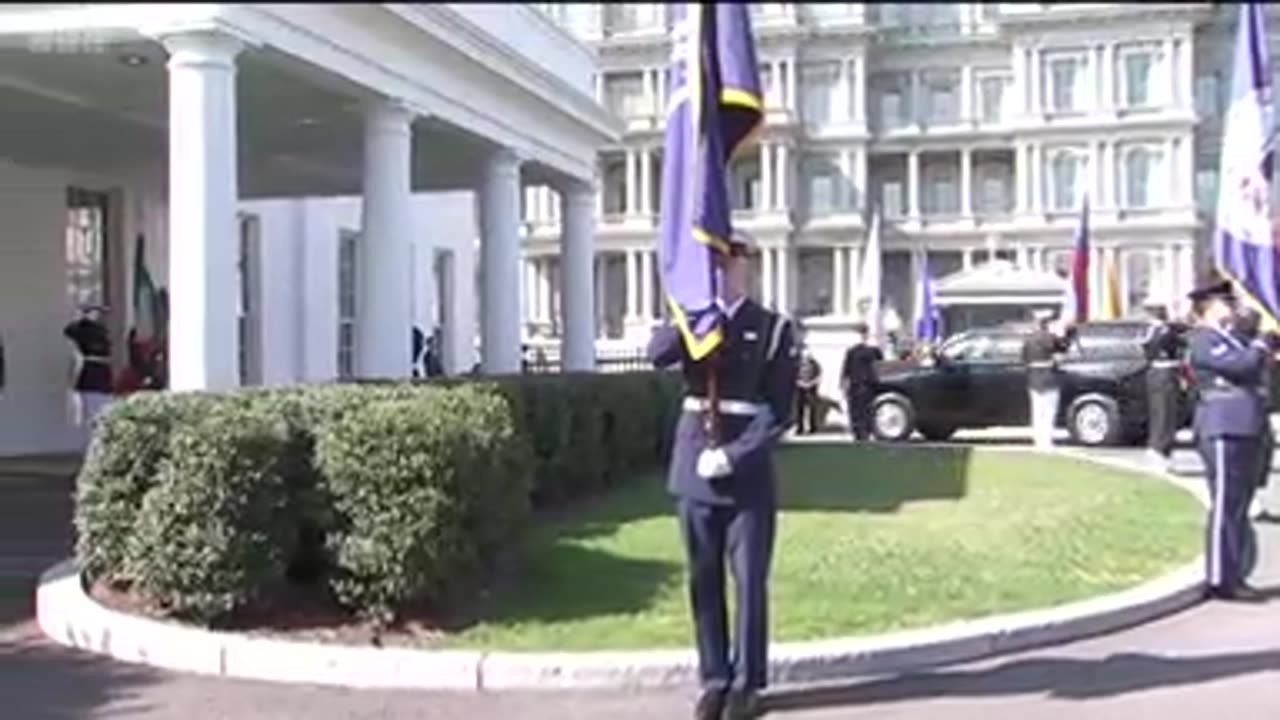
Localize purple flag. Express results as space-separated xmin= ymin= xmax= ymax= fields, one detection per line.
xmin=914 ymin=259 xmax=941 ymax=343
xmin=1214 ymin=2 xmax=1278 ymax=323
xmin=658 ymin=3 xmax=764 ymax=361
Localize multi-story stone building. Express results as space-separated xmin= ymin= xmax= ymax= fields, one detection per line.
xmin=522 ymin=2 xmax=1279 ymax=377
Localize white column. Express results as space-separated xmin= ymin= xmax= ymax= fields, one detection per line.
xmin=594 ymin=254 xmax=607 ymax=336
xmin=1014 ymin=142 xmax=1027 ymax=213
xmin=163 ymin=31 xmax=243 ymax=392
xmin=776 ymin=144 xmax=790 ymax=209
xmin=848 ymin=246 xmax=863 ymax=310
xmin=960 ymin=148 xmax=973 ymax=216
xmin=538 ymin=259 xmax=553 ymax=323
xmin=1178 ymin=37 xmax=1193 ymax=111
xmin=640 ymin=249 xmax=655 ymax=320
xmin=356 ymin=99 xmax=415 ymax=379
xmin=1028 ymin=48 xmax=1040 ymax=115
xmin=853 ymin=148 xmax=868 ymax=213
xmin=961 ymin=65 xmax=974 ymax=122
xmin=639 ymin=148 xmax=653 ymax=216
xmin=775 ymin=247 xmax=790 ymax=312
xmin=1093 ymin=140 xmax=1105 ymax=205
xmin=762 ymin=245 xmax=775 ymax=308
xmin=851 ymin=55 xmax=865 ymax=124
xmin=643 ymin=68 xmax=656 ymax=116
xmin=1012 ymin=46 xmax=1027 ymax=117
xmin=1166 ymin=138 xmax=1179 ymax=207
xmin=909 ymin=248 xmax=924 ymax=326
xmin=760 ymin=143 xmax=774 ymax=211
xmin=833 ymin=246 xmax=846 ymax=315
xmin=523 ymin=260 xmax=537 ymax=323
xmin=785 ymin=59 xmax=797 ymax=111
xmin=1029 ymin=144 xmax=1042 ymax=213
xmin=1101 ymin=43 xmax=1115 ymax=110
xmin=1101 ymin=141 xmax=1113 ymax=208
xmin=963 ymin=247 xmax=975 ymax=270
xmin=559 ymin=179 xmax=596 ymax=371
xmin=625 ymin=249 xmax=639 ymax=318
xmin=1163 ymin=244 xmax=1178 ymax=308
xmin=624 ymin=150 xmax=638 ymax=215
xmin=1163 ymin=38 xmax=1176 ymax=107
xmin=907 ymin=151 xmax=921 ymax=218
xmin=480 ymin=148 xmax=524 ymax=374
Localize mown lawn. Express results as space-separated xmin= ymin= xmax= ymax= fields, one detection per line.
xmin=444 ymin=444 xmax=1202 ymax=651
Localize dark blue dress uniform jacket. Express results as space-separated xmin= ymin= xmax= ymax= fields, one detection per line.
xmin=648 ymin=299 xmax=799 ymax=508
xmin=1187 ymin=326 xmax=1268 ymax=439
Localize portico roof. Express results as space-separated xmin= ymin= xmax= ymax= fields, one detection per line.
xmin=0 ymin=3 xmax=620 ymax=195
xmin=934 ymin=260 xmax=1068 ymax=306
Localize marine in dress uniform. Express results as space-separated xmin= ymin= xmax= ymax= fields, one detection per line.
xmin=1185 ymin=280 xmax=1268 ymax=601
xmin=1141 ymin=303 xmax=1188 ymax=463
xmin=63 ymin=304 xmax=114 ymax=427
xmin=1021 ymin=310 xmax=1072 ymax=449
xmin=647 ymin=235 xmax=799 ymax=720
xmin=840 ymin=324 xmax=882 ymax=441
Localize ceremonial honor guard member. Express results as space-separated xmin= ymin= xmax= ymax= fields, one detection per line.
xmin=794 ymin=344 xmax=822 ymax=435
xmin=1021 ymin=310 xmax=1071 ymax=449
xmin=1141 ymin=302 xmax=1187 ymax=466
xmin=63 ymin=304 xmax=114 ymax=427
xmin=1186 ymin=279 xmax=1268 ymax=601
xmin=648 ymin=232 xmax=798 ymax=720
xmin=1232 ymin=306 xmax=1278 ymax=520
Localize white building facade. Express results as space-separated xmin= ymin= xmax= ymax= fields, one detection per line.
xmin=519 ymin=2 xmax=1280 ymax=391
xmin=0 ymin=3 xmax=618 ymax=456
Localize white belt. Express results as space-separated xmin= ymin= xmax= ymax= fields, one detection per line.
xmin=683 ymin=397 xmax=767 ymax=416
xmin=82 ymin=356 xmax=111 ymax=364
xmin=1151 ymin=360 xmax=1180 ymax=368
xmin=1028 ymin=361 xmax=1055 ymax=368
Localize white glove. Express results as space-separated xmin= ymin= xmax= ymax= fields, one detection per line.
xmin=696 ymin=448 xmax=733 ymax=479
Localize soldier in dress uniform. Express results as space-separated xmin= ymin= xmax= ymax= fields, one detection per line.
xmin=1021 ymin=310 xmax=1072 ymax=449
xmin=1141 ymin=302 xmax=1188 ymax=466
xmin=647 ymin=233 xmax=799 ymax=720
xmin=63 ymin=304 xmax=114 ymax=427
xmin=1232 ymin=305 xmax=1277 ymax=520
xmin=840 ymin=323 xmax=882 ymax=441
xmin=1186 ymin=279 xmax=1269 ymax=601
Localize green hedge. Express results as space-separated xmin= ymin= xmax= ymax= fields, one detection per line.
xmin=75 ymin=371 xmax=680 ymax=625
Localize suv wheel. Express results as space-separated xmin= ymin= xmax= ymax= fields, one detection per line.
xmin=1068 ymin=396 xmax=1122 ymax=447
xmin=872 ymin=393 xmax=916 ymax=442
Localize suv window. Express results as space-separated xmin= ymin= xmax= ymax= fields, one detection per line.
xmin=1069 ymin=322 xmax=1149 ymax=360
xmin=941 ymin=332 xmax=1024 ymax=363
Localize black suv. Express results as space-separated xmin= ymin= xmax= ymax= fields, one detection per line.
xmin=869 ymin=320 xmax=1190 ymax=446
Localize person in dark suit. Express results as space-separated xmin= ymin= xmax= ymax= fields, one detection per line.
xmin=1186 ymin=279 xmax=1270 ymax=601
xmin=64 ymin=304 xmax=114 ymax=427
xmin=1021 ymin=310 xmax=1072 ymax=449
xmin=1141 ymin=302 xmax=1188 ymax=466
xmin=647 ymin=233 xmax=798 ymax=720
xmin=840 ymin=323 xmax=882 ymax=441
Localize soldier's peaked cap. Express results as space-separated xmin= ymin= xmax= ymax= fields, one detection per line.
xmin=1186 ymin=278 xmax=1234 ymax=303
xmin=727 ymin=230 xmax=758 ymax=256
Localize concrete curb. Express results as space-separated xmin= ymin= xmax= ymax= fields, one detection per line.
xmin=36 ymin=451 xmax=1207 ymax=691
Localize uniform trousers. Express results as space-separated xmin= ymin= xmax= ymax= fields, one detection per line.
xmin=1027 ymin=387 xmax=1059 ymax=449
xmin=676 ymin=498 xmax=776 ymax=692
xmin=1145 ymin=368 xmax=1180 ymax=456
xmin=1198 ymin=434 xmax=1260 ymax=590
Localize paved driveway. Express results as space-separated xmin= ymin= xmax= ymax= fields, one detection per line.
xmin=1 ymin=448 xmax=1278 ymax=720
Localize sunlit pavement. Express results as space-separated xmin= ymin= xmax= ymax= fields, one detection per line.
xmin=1 ymin=447 xmax=1278 ymax=720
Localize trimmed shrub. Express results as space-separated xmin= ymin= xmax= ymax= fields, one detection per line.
xmin=124 ymin=402 xmax=292 ymax=622
xmin=75 ymin=391 xmax=225 ymax=584
xmin=74 ymin=370 xmax=680 ymax=625
xmin=317 ymin=386 xmax=531 ymax=622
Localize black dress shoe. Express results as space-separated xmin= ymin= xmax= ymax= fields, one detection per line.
xmin=694 ymin=689 xmax=726 ymax=720
xmin=724 ymin=689 xmax=763 ymax=719
xmin=1226 ymin=584 xmax=1269 ymax=603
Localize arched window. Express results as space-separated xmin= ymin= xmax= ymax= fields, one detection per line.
xmin=1124 ymin=148 xmax=1153 ymax=208
xmin=1050 ymin=151 xmax=1079 ymax=211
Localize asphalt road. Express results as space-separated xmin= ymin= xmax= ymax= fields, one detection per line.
xmin=1 ymin=443 xmax=1278 ymax=720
